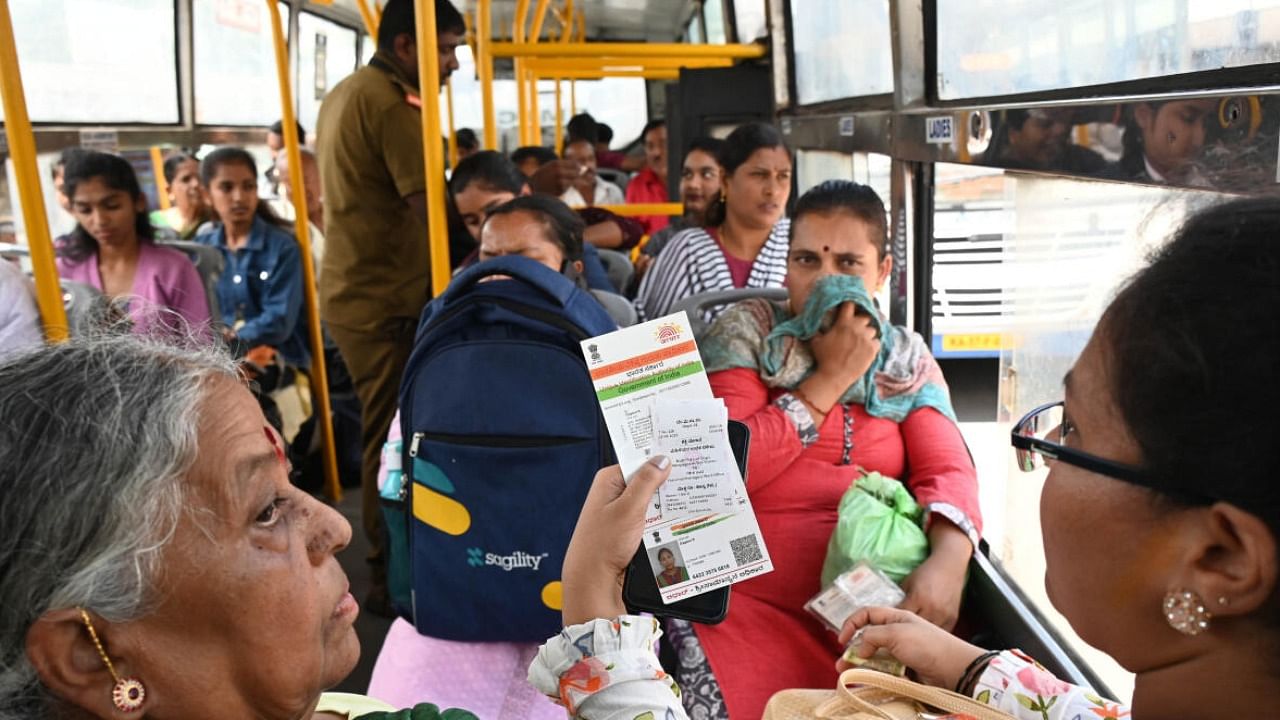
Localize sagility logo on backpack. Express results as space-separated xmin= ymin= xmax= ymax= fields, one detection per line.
xmin=466 ymin=546 xmax=550 ymax=571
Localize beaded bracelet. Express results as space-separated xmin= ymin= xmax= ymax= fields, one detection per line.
xmin=955 ymin=650 xmax=1001 ymax=697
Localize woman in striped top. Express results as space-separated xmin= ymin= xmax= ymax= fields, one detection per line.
xmin=634 ymin=123 xmax=792 ymax=321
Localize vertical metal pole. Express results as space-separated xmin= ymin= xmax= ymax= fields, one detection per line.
xmin=554 ymin=77 xmax=564 ymax=154
xmin=150 ymin=146 xmax=172 ymax=211
xmin=354 ymin=0 xmax=379 ymax=37
xmin=570 ymin=79 xmax=577 ymax=114
xmin=446 ymin=77 xmax=458 ymax=168
xmin=477 ymin=2 xmax=496 ymax=149
xmin=413 ymin=0 xmax=452 ymax=296
xmin=0 ymin=0 xmax=69 ymax=340
xmin=266 ymin=0 xmax=342 ymax=502
xmin=529 ymin=70 xmax=541 ymax=144
xmin=513 ymin=0 xmax=531 ymax=145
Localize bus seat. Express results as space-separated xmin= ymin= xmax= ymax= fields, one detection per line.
xmin=672 ymin=287 xmax=789 ymax=336
xmin=59 ymin=279 xmax=110 ymax=336
xmin=590 ymin=289 xmax=638 ymax=327
xmin=595 ymin=248 xmax=634 ymax=294
xmin=597 ymin=168 xmax=630 ymax=193
xmin=157 ymin=239 xmax=225 ymax=330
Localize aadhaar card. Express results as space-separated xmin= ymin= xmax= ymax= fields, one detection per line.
xmin=581 ymin=312 xmax=713 ymax=477
xmin=642 ymin=494 xmax=774 ymax=604
xmin=652 ymin=399 xmax=738 ymax=520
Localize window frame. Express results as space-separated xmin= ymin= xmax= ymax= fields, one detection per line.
xmin=782 ymin=0 xmax=895 ymax=112
xmin=190 ymin=0 xmax=296 ymax=128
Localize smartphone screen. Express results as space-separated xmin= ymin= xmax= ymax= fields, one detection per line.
xmin=620 ymin=420 xmax=750 ymax=624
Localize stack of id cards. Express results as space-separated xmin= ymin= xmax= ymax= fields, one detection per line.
xmin=581 ymin=312 xmax=773 ymax=604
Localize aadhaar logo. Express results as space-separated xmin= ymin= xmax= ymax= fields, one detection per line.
xmin=466 ymin=547 xmax=549 ymax=571
xmin=654 ymin=323 xmax=683 ymax=344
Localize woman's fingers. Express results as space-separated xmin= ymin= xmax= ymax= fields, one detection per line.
xmin=838 ymin=606 xmax=922 ymax=643
xmin=617 ymin=455 xmax=672 ymax=515
xmin=582 ymin=464 xmax=627 ymax=510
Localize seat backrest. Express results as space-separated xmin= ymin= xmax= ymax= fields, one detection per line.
xmin=157 ymin=239 xmax=225 ymax=328
xmin=594 ymin=248 xmax=634 ymax=294
xmin=597 ymin=167 xmax=630 ymax=192
xmin=671 ymin=287 xmax=790 ymax=337
xmin=590 ymin=289 xmax=638 ymax=327
xmin=58 ymin=279 xmax=112 ymax=336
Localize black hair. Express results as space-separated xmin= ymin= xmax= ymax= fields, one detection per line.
xmin=658 ymin=548 xmax=675 ymax=560
xmin=59 ymin=151 xmax=154 ymax=262
xmin=1118 ymin=101 xmax=1168 ymax=178
xmin=791 ymin=180 xmax=889 ymax=260
xmin=597 ymin=123 xmax=614 ymax=145
xmin=566 ymin=113 xmax=599 ymax=145
xmin=456 ymin=128 xmax=479 ymax=151
xmin=450 ymin=151 xmax=527 ymax=196
xmin=564 ymin=136 xmax=595 ymax=157
xmin=162 ymin=152 xmax=200 ymax=184
xmin=483 ymin=194 xmax=584 ymax=263
xmin=704 ymin=122 xmax=789 ymax=227
xmin=511 ymin=145 xmax=558 ymax=171
xmin=1099 ymin=198 xmax=1280 ymax=526
xmin=379 ymin=0 xmax=466 ymax=51
xmin=199 ymin=147 xmax=290 ymax=229
xmin=52 ymin=146 xmax=90 ymax=182
xmin=641 ymin=118 xmax=666 ymax=141
xmin=268 ymin=119 xmax=306 ymax=146
xmin=685 ymin=136 xmax=726 ymax=162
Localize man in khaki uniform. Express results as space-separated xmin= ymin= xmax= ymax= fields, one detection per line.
xmin=315 ymin=0 xmax=464 ymax=613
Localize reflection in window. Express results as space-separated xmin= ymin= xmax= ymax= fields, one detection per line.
xmin=194 ymin=0 xmax=290 ymax=126
xmin=2 ymin=0 xmax=178 ymax=123
xmin=938 ymin=2 xmax=1280 ymax=99
xmin=732 ymin=0 xmax=767 ymax=41
xmin=298 ymin=12 xmax=359 ymax=134
xmin=704 ymin=0 xmax=727 ymax=44
xmin=790 ymin=0 xmax=893 ymax=104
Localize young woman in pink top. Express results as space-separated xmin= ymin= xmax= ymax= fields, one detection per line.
xmin=56 ymin=151 xmax=211 ymax=336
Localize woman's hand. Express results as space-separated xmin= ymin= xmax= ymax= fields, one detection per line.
xmin=838 ymin=607 xmax=985 ymax=690
xmin=801 ymin=304 xmax=881 ymax=414
xmin=900 ymin=521 xmax=973 ymax=631
xmin=561 ymin=457 xmax=672 ymax=627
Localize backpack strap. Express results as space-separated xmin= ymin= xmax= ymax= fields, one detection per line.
xmin=444 ymin=256 xmax=578 ymax=309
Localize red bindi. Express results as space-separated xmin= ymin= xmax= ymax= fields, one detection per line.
xmin=264 ymin=426 xmax=285 ymax=465
xmin=822 ymin=245 xmax=830 ymax=252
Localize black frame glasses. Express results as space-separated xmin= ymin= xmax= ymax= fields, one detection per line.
xmin=1009 ymin=401 xmax=1149 ymax=484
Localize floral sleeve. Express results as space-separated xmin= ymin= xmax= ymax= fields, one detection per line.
xmin=528 ymin=616 xmax=688 ymax=720
xmin=972 ymin=650 xmax=1130 ymax=720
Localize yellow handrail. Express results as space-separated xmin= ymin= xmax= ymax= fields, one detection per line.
xmin=529 ymin=0 xmax=552 ymax=41
xmin=445 ymin=77 xmax=457 ymax=169
xmin=0 ymin=0 xmax=69 ymax=341
xmin=553 ymin=78 xmax=564 ymax=155
xmin=533 ymin=68 xmax=679 ymax=80
xmin=354 ymin=0 xmax=379 ymax=39
xmin=413 ymin=0 xmax=451 ymax=297
xmin=492 ymin=41 xmax=765 ymax=58
xmin=528 ymin=56 xmax=735 ymax=70
xmin=265 ymin=0 xmax=342 ymax=502
xmin=150 ymin=146 xmax=172 ymax=211
xmin=513 ymin=0 xmax=531 ymax=146
xmin=477 ymin=1 xmax=496 ymax=150
xmin=580 ymin=203 xmax=683 ymax=217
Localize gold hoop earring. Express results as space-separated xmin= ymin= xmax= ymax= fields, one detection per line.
xmin=78 ymin=608 xmax=146 ymax=712
xmin=1163 ymin=589 xmax=1212 ymax=636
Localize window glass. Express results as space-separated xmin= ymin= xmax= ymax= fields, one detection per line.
xmin=1 ymin=0 xmax=178 ymax=123
xmin=704 ymin=0 xmax=727 ymax=44
xmin=193 ymin=0 xmax=291 ymax=126
xmin=361 ymin=34 xmax=375 ymax=64
xmin=732 ymin=0 xmax=768 ymax=41
xmin=688 ymin=13 xmax=704 ymax=43
xmin=938 ymin=2 xmax=1280 ymax=99
xmin=940 ymin=164 xmax=1228 ymax=702
xmin=789 ymin=0 xmax=893 ymax=104
xmin=298 ymin=12 xmax=359 ymax=134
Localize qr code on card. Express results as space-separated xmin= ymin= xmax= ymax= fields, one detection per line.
xmin=730 ymin=534 xmax=763 ymax=565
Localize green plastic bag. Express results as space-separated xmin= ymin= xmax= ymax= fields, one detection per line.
xmin=820 ymin=471 xmax=929 ymax=587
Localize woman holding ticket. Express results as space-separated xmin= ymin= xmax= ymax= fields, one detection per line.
xmin=683 ymin=180 xmax=983 ymax=718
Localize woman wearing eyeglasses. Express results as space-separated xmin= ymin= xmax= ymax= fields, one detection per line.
xmin=835 ymin=197 xmax=1280 ymax=718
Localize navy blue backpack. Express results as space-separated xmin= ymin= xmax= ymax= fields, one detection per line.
xmin=392 ymin=256 xmax=617 ymax=641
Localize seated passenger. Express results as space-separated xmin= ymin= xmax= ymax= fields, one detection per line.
xmin=265 ymin=118 xmax=307 ymax=193
xmin=455 ymin=127 xmax=480 ymax=161
xmin=0 ymin=334 xmax=480 ymax=719
xmin=625 ymin=119 xmax=671 ymax=235
xmin=196 ymin=147 xmax=309 ymax=368
xmin=635 ymin=122 xmax=791 ymax=322
xmin=511 ymin=145 xmax=558 ymax=179
xmin=0 ymin=257 xmax=42 ymax=357
xmin=668 ymin=180 xmax=979 ymax=718
xmin=55 ymin=150 xmax=211 ymax=335
xmin=51 ymin=146 xmax=90 ymax=238
xmin=593 ymin=122 xmax=628 ymax=170
xmin=634 ymin=136 xmax=726 ymax=285
xmin=450 ymin=150 xmax=627 ymax=291
xmin=151 ymin=152 xmax=214 ymax=240
xmin=269 ymin=147 xmax=326 ymax=279
xmin=559 ymin=137 xmax=625 ymax=208
xmin=538 ymin=198 xmax=1280 ymax=719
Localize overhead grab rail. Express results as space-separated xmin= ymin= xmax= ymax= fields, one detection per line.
xmin=266 ymin=0 xmax=342 ymax=502
xmin=0 ymin=0 xmax=70 ymax=341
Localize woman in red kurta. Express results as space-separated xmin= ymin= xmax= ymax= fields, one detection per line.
xmin=680 ymin=180 xmax=982 ymax=719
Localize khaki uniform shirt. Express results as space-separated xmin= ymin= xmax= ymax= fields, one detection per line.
xmin=316 ymin=52 xmax=430 ymax=330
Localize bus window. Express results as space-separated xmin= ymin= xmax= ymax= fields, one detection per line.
xmin=193 ymin=0 xmax=291 ymax=126
xmin=704 ymin=0 xmax=727 ymax=44
xmin=732 ymin=0 xmax=768 ymax=42
xmin=298 ymin=12 xmax=359 ymax=133
xmin=687 ymin=13 xmax=704 ymax=43
xmin=964 ymin=171 xmax=1229 ymax=702
xmin=361 ymin=34 xmax=374 ymax=65
xmin=938 ymin=2 xmax=1280 ymax=99
xmin=0 ymin=0 xmax=177 ymax=124
xmin=789 ymin=0 xmax=892 ymax=104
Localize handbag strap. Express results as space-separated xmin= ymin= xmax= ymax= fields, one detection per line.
xmin=836 ymin=669 xmax=1017 ymax=720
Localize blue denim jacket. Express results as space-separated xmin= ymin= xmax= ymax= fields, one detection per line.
xmin=196 ymin=216 xmax=310 ymax=367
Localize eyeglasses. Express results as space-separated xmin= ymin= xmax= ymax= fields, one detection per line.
xmin=1009 ymin=401 xmax=1148 ymax=484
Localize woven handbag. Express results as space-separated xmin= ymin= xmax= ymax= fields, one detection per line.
xmin=762 ymin=669 xmax=1015 ymax=720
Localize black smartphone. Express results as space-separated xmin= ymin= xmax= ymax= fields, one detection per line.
xmin=620 ymin=420 xmax=750 ymax=624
